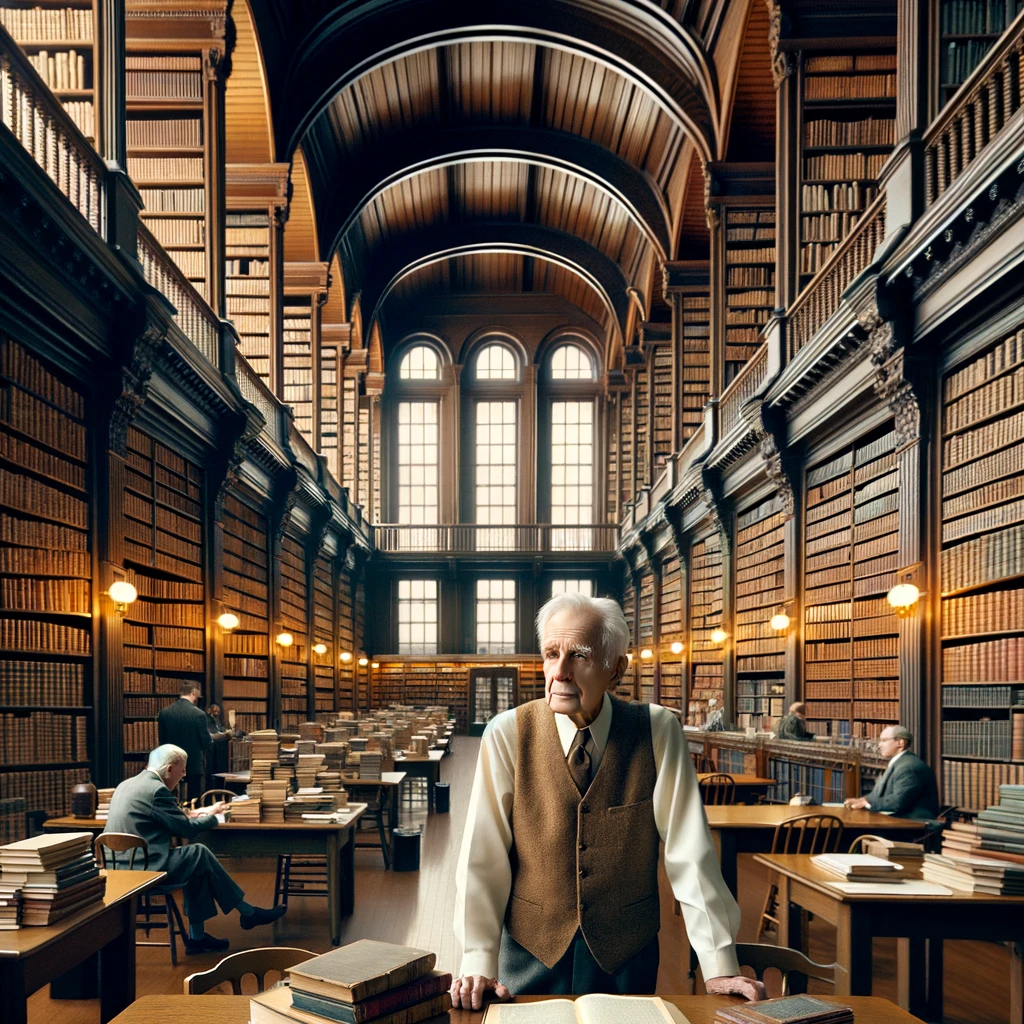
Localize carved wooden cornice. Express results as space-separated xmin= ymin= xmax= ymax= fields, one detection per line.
xmin=213 ymin=405 xmax=265 ymax=523
xmin=765 ymin=1 xmax=797 ymax=88
xmin=109 ymin=310 xmax=167 ymax=456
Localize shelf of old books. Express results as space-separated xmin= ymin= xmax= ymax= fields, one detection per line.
xmin=938 ymin=0 xmax=1024 ymax=107
xmin=798 ymin=51 xmax=895 ymax=285
xmin=122 ymin=428 xmax=205 ymax=775
xmin=221 ymin=492 xmax=270 ymax=733
xmin=283 ymin=299 xmax=314 ymax=444
xmin=279 ymin=533 xmax=309 ymax=730
xmin=734 ymin=494 xmax=787 ymax=731
xmin=0 ymin=335 xmax=92 ymax=817
xmin=227 ymin=211 xmax=272 ymax=387
xmin=682 ymin=289 xmax=711 ymax=441
xmin=337 ymin=565 xmax=355 ymax=711
xmin=941 ymin=325 xmax=1024 ymax=810
xmin=688 ymin=528 xmax=724 ymax=726
xmin=0 ymin=0 xmax=96 ymax=141
xmin=724 ymin=205 xmax=775 ymax=386
xmin=651 ymin=344 xmax=673 ymax=467
xmin=639 ymin=572 xmax=655 ymax=702
xmin=659 ymin=554 xmax=683 ymax=709
xmin=633 ymin=360 xmax=650 ymax=491
xmin=313 ymin=552 xmax=335 ymax=714
xmin=803 ymin=427 xmax=900 ymax=741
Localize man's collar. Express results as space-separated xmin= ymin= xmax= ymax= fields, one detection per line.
xmin=554 ymin=692 xmax=612 ymax=756
xmin=889 ymin=748 xmax=906 ymax=765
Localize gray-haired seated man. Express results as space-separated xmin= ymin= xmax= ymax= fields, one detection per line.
xmin=104 ymin=743 xmax=286 ymax=953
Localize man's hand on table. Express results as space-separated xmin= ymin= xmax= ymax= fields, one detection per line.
xmin=844 ymin=796 xmax=870 ymax=810
xmin=449 ymin=975 xmax=511 ymax=1010
xmin=188 ymin=801 xmax=230 ymax=818
xmin=705 ymin=975 xmax=766 ymax=1001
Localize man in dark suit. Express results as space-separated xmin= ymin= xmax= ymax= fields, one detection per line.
xmin=845 ymin=726 xmax=939 ymax=820
xmin=158 ymin=682 xmax=213 ymax=803
xmin=776 ymin=702 xmax=815 ymax=742
xmin=104 ymin=744 xmax=285 ymax=953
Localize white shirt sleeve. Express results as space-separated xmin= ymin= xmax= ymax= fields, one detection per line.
xmin=650 ymin=705 xmax=741 ymax=981
xmin=453 ymin=711 xmax=517 ymax=980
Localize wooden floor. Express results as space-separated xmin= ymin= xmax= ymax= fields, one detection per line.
xmin=29 ymin=737 xmax=1010 ymax=1024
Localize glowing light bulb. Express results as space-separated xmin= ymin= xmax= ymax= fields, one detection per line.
xmin=640 ymin=648 xmax=653 ymax=660
xmin=770 ymin=612 xmax=791 ymax=632
xmin=710 ymin=628 xmax=728 ymax=644
xmin=371 ymin=662 xmax=380 ymax=669
xmin=358 ymin=657 xmax=369 ymax=667
xmin=217 ymin=612 xmax=240 ymax=631
xmin=276 ymin=632 xmax=294 ymax=647
xmin=670 ymin=641 xmax=684 ymax=655
xmin=887 ymin=583 xmax=920 ymax=618
xmin=108 ymin=581 xmax=138 ymax=608
xmin=313 ymin=643 xmax=328 ymax=655
xmin=340 ymin=651 xmax=352 ymax=662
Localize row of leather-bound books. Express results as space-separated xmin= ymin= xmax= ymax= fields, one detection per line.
xmin=0 ymin=711 xmax=88 ymax=764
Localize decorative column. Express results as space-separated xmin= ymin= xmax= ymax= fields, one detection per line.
xmin=203 ymin=46 xmax=229 ymax=316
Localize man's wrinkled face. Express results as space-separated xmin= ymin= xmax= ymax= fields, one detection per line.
xmin=542 ymin=607 xmax=618 ymax=719
xmin=164 ymin=758 xmax=187 ymax=791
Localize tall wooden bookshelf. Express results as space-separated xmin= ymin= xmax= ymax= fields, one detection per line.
xmin=639 ymin=571 xmax=655 ymax=702
xmin=938 ymin=0 xmax=1023 ymax=108
xmin=341 ymin=375 xmax=359 ymax=498
xmin=799 ymin=51 xmax=895 ymax=286
xmin=652 ymin=343 xmax=673 ymax=468
xmin=734 ymin=494 xmax=787 ymax=731
xmin=682 ymin=291 xmax=711 ymax=440
xmin=634 ymin=360 xmax=650 ymax=491
xmin=724 ymin=205 xmax=775 ymax=384
xmin=620 ymin=584 xmax=636 ymax=700
xmin=618 ymin=376 xmax=635 ymax=511
xmin=660 ymin=553 xmax=683 ymax=709
xmin=803 ymin=427 xmax=900 ymax=740
xmin=0 ymin=0 xmax=96 ymax=140
xmin=283 ymin=299 xmax=314 ymax=442
xmin=0 ymin=335 xmax=92 ymax=820
xmin=227 ymin=212 xmax=272 ymax=385
xmin=337 ymin=563 xmax=355 ymax=711
xmin=688 ymin=529 xmax=724 ymax=726
xmin=220 ymin=492 xmax=269 ymax=733
xmin=354 ymin=571 xmax=366 ymax=702
xmin=320 ymin=331 xmax=340 ymax=476
xmin=940 ymin=325 xmax=1024 ymax=810
xmin=278 ymin=533 xmax=308 ymax=729
xmin=122 ymin=428 xmax=205 ymax=775
xmin=312 ymin=551 xmax=335 ymax=715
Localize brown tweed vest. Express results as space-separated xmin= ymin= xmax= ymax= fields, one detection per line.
xmin=506 ymin=696 xmax=660 ymax=975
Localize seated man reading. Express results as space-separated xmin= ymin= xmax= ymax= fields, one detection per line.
xmin=451 ymin=591 xmax=764 ymax=1010
xmin=844 ymin=726 xmax=940 ymax=821
xmin=104 ymin=743 xmax=286 ymax=953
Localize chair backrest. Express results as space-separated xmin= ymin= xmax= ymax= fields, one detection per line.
xmin=699 ymin=773 xmax=736 ymax=806
xmin=847 ymin=833 xmax=886 ymax=854
xmin=733 ymin=943 xmax=837 ymax=998
xmin=769 ymin=813 xmax=845 ymax=855
xmin=95 ymin=832 xmax=149 ymax=870
xmin=184 ymin=947 xmax=317 ymax=995
xmin=193 ymin=789 xmax=236 ymax=809
xmin=692 ymin=753 xmax=717 ymax=774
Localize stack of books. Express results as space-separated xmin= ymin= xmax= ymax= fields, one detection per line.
xmin=230 ymin=796 xmax=262 ymax=822
xmin=250 ymin=730 xmax=280 ymax=761
xmin=297 ymin=754 xmax=326 ymax=789
xmin=251 ymin=760 xmax=276 ymax=784
xmin=0 ymin=832 xmax=105 ymax=926
xmin=0 ymin=874 xmax=20 ymax=929
xmin=922 ymin=853 xmax=1024 ymax=894
xmin=943 ymin=784 xmax=1024 ymax=863
xmin=714 ymin=995 xmax=853 ymax=1024
xmin=810 ymin=853 xmax=904 ymax=882
xmin=358 ymin=753 xmax=382 ymax=781
xmin=262 ymin=780 xmax=290 ymax=823
xmin=285 ymin=793 xmax=337 ymax=821
xmin=862 ymin=838 xmax=925 ymax=878
xmin=250 ymin=941 xmax=451 ymax=1024
xmin=95 ymin=788 xmax=115 ymax=821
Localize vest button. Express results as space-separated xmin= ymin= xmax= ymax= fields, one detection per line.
xmin=579 ymin=868 xmax=587 ymax=878
xmin=579 ymin=843 xmax=587 ymax=852
xmin=580 ymin=804 xmax=590 ymax=813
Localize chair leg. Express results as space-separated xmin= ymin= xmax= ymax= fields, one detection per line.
xmin=274 ymin=855 xmax=285 ymax=908
xmin=757 ymin=882 xmax=779 ymax=942
xmin=377 ymin=807 xmax=391 ymax=870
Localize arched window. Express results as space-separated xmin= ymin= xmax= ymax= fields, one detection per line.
xmin=550 ymin=344 xmax=594 ymax=380
xmin=399 ymin=345 xmax=440 ymax=380
xmin=475 ymin=344 xmax=517 ymax=381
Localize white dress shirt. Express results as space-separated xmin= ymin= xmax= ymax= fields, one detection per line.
xmin=453 ymin=693 xmax=742 ymax=982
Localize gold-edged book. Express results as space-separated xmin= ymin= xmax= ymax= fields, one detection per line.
xmin=286 ymin=940 xmax=436 ymax=1003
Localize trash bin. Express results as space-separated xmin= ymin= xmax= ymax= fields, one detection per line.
xmin=392 ymin=828 xmax=421 ymax=872
xmin=434 ymin=781 xmax=450 ymax=813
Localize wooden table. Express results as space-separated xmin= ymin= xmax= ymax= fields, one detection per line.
xmin=394 ymin=749 xmax=444 ymax=810
xmin=45 ymin=808 xmax=367 ymax=946
xmin=755 ymin=853 xmax=1024 ymax=1023
xmin=0 ymin=869 xmax=164 ymax=1024
xmin=703 ymin=805 xmax=922 ymax=895
xmin=697 ymin=773 xmax=775 ymax=804
xmin=343 ymin=771 xmax=407 ymax=837
xmin=107 ymin=993 xmax=926 ymax=1024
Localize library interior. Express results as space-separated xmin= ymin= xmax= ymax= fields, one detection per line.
xmin=0 ymin=1 xmax=1024 ymax=1023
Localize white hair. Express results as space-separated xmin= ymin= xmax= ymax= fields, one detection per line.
xmin=536 ymin=592 xmax=630 ymax=669
xmin=147 ymin=743 xmax=187 ymax=779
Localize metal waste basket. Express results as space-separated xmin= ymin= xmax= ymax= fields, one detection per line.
xmin=392 ymin=828 xmax=421 ymax=871
xmin=435 ymin=781 xmax=451 ymax=813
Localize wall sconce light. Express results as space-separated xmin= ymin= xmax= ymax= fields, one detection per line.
xmin=670 ymin=641 xmax=684 ymax=655
xmin=340 ymin=651 xmax=352 ymax=663
xmin=770 ymin=611 xmax=791 ymax=632
xmin=371 ymin=662 xmax=380 ymax=669
xmin=887 ymin=564 xmax=923 ymax=619
xmin=358 ymin=656 xmax=369 ymax=667
xmin=710 ymin=627 xmax=728 ymax=644
xmin=107 ymin=580 xmax=138 ymax=614
xmin=312 ymin=643 xmax=328 ymax=655
xmin=275 ymin=632 xmax=294 ymax=647
xmin=640 ymin=648 xmax=653 ymax=660
xmin=217 ymin=612 xmax=240 ymax=631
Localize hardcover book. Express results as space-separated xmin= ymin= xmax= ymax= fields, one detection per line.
xmin=286 ymin=940 xmax=436 ymax=1003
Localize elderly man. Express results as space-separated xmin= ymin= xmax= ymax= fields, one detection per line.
xmin=776 ymin=702 xmax=815 ymax=742
xmin=104 ymin=744 xmax=286 ymax=953
xmin=845 ymin=726 xmax=939 ymax=821
xmin=451 ymin=592 xmax=762 ymax=1010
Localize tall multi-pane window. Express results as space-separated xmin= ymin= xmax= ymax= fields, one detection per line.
xmin=399 ymin=345 xmax=440 ymax=380
xmin=397 ymin=401 xmax=438 ymax=547
xmin=476 ymin=579 xmax=516 ymax=654
xmin=397 ymin=580 xmax=438 ymax=654
xmin=551 ymin=400 xmax=594 ymax=549
xmin=551 ymin=579 xmax=594 ymax=596
xmin=476 ymin=344 xmax=517 ymax=380
xmin=550 ymin=344 xmax=594 ymax=380
xmin=475 ymin=400 xmax=517 ymax=549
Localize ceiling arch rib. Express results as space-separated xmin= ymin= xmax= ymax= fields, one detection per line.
xmin=269 ymin=0 xmax=719 ymax=162
xmin=312 ymin=126 xmax=672 ymax=263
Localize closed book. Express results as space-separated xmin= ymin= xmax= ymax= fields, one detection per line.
xmin=714 ymin=995 xmax=853 ymax=1024
xmin=251 ymin=985 xmax=450 ymax=1024
xmin=2 ymin=851 xmax=95 ymax=883
xmin=287 ymin=940 xmax=435 ymax=1003
xmin=290 ymin=971 xmax=452 ymax=1023
xmin=21 ymin=865 xmax=100 ymax=891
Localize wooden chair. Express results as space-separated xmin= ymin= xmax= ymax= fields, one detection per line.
xmin=699 ymin=772 xmax=736 ymax=806
xmin=691 ymin=752 xmax=717 ymax=774
xmin=184 ymin=947 xmax=315 ymax=994
xmin=192 ymin=789 xmax=235 ymax=811
xmin=847 ymin=833 xmax=886 ymax=854
xmin=756 ymin=813 xmax=845 ymax=943
xmin=353 ymin=782 xmax=391 ymax=869
xmin=697 ymin=943 xmax=838 ymax=998
xmin=94 ymin=832 xmax=188 ymax=966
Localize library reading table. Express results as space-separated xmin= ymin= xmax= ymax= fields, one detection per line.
xmin=696 ymin=772 xmax=775 ymax=803
xmin=755 ymin=852 xmax=1024 ymax=1024
xmin=0 ymin=869 xmax=164 ymax=1024
xmin=107 ymin=994 xmax=926 ymax=1024
xmin=394 ymin=749 xmax=445 ymax=809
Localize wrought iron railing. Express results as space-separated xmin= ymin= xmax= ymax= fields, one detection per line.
xmin=234 ymin=353 xmax=280 ymax=444
xmin=925 ymin=11 xmax=1024 ymax=207
xmin=375 ymin=523 xmax=619 ymax=554
xmin=0 ymin=25 xmax=103 ymax=234
xmin=787 ymin=194 xmax=887 ymax=359
xmin=719 ymin=343 xmax=768 ymax=436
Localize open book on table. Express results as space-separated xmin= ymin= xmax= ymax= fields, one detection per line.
xmin=482 ymin=995 xmax=690 ymax=1024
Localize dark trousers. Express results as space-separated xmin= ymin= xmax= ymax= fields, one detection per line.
xmin=498 ymin=926 xmax=659 ymax=996
xmin=183 ymin=772 xmax=205 ymax=805
xmin=164 ymin=844 xmax=244 ymax=925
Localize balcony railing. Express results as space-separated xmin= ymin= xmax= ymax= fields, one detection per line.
xmin=925 ymin=11 xmax=1024 ymax=207
xmin=0 ymin=26 xmax=103 ymax=234
xmin=234 ymin=353 xmax=281 ymax=445
xmin=719 ymin=343 xmax=768 ymax=436
xmin=787 ymin=193 xmax=887 ymax=359
xmin=375 ymin=523 xmax=619 ymax=554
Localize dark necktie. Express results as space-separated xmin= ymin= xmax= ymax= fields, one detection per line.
xmin=568 ymin=728 xmax=592 ymax=794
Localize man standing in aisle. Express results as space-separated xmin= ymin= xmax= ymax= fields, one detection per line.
xmin=451 ymin=591 xmax=763 ymax=1009
xmin=158 ymin=681 xmax=213 ymax=803
xmin=845 ymin=725 xmax=940 ymax=820
xmin=104 ymin=744 xmax=286 ymax=953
